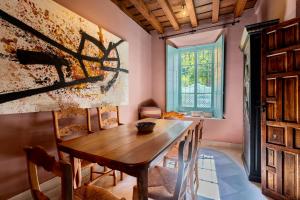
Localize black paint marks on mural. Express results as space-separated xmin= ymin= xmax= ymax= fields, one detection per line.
xmin=0 ymin=9 xmax=128 ymax=104
xmin=101 ymin=47 xmax=121 ymax=93
xmin=16 ymin=50 xmax=71 ymax=83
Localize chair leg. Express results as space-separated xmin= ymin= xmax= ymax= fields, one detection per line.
xmin=163 ymin=157 xmax=167 ymax=167
xmin=90 ymin=164 xmax=98 ymax=182
xmin=174 ymin=160 xmax=178 ymax=168
xmin=120 ymin=171 xmax=124 ymax=181
xmin=113 ymin=170 xmax=117 ymax=186
xmin=90 ymin=165 xmax=93 ymax=182
xmin=132 ymin=185 xmax=138 ymax=200
xmin=190 ymin=170 xmax=196 ymax=200
xmin=77 ymin=160 xmax=82 ymax=187
xmin=71 ymin=157 xmax=81 ymax=188
xmin=195 ymin=160 xmax=199 ymax=191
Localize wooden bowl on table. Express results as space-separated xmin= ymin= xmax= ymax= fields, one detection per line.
xmin=136 ymin=122 xmax=156 ymax=134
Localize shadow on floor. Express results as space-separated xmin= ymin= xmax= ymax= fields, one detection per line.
xmin=197 ymin=148 xmax=266 ymax=200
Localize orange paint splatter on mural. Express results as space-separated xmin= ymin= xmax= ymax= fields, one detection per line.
xmin=1 ymin=38 xmax=17 ymax=53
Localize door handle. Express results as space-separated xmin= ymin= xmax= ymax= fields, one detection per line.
xmin=260 ymin=103 xmax=266 ymax=112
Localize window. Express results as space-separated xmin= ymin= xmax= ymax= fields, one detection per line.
xmin=166 ymin=35 xmax=225 ymax=118
xmin=179 ymin=48 xmax=214 ymax=111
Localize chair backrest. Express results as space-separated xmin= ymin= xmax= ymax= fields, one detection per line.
xmin=192 ymin=120 xmax=204 ymax=157
xmin=174 ymin=130 xmax=194 ymax=200
xmin=24 ymin=146 xmax=73 ymax=200
xmin=138 ymin=99 xmax=159 ymax=119
xmin=97 ymin=105 xmax=120 ymax=130
xmin=192 ymin=124 xmax=200 ymax=161
xmin=198 ymin=120 xmax=204 ymax=141
xmin=139 ymin=106 xmax=162 ymax=119
xmin=52 ymin=107 xmax=92 ymax=159
xmin=189 ymin=121 xmax=204 ymax=170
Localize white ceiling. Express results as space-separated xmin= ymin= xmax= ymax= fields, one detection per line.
xmin=167 ymin=28 xmax=223 ymax=48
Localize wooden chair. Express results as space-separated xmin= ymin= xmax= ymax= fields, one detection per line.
xmin=97 ymin=105 xmax=124 ymax=184
xmin=132 ymin=131 xmax=194 ymax=200
xmin=189 ymin=120 xmax=204 ymax=199
xmin=138 ymin=99 xmax=161 ymax=119
xmin=24 ymin=146 xmax=125 ymax=200
xmin=189 ymin=122 xmax=203 ymax=200
xmin=52 ymin=107 xmax=113 ymax=186
xmin=163 ymin=121 xmax=203 ymax=167
xmin=97 ymin=105 xmax=121 ymax=129
xmin=195 ymin=120 xmax=204 ymax=186
xmin=163 ymin=121 xmax=204 ymax=199
xmin=198 ymin=120 xmax=204 ymax=143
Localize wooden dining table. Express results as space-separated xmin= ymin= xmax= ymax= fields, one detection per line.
xmin=58 ymin=118 xmax=193 ymax=200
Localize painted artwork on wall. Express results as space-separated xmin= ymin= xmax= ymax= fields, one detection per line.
xmin=0 ymin=0 xmax=129 ymax=114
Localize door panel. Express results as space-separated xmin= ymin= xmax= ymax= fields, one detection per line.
xmin=267 ymin=103 xmax=276 ymax=121
xmin=267 ymin=79 xmax=276 ymax=96
xmin=266 ymin=170 xmax=276 ymax=191
xmin=267 ymin=148 xmax=276 ymax=167
xmin=283 ymin=77 xmax=298 ymax=122
xmin=275 ymin=78 xmax=283 ymax=121
xmin=267 ymin=126 xmax=285 ymax=146
xmin=267 ymin=53 xmax=287 ymax=74
xmin=281 ymin=23 xmax=299 ymax=47
xmin=262 ymin=18 xmax=300 ymax=200
xmin=295 ymin=129 xmax=300 ymax=149
xmin=266 ymin=31 xmax=277 ymax=51
xmin=283 ymin=152 xmax=297 ymax=199
xmin=266 ymin=78 xmax=276 ymax=121
xmin=295 ymin=50 xmax=300 ymax=70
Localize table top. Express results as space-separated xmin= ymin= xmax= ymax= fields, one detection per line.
xmin=58 ymin=118 xmax=193 ymax=171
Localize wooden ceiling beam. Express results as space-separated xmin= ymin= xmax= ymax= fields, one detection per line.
xmin=127 ymin=0 xmax=164 ymax=33
xmin=184 ymin=0 xmax=198 ymax=27
xmin=110 ymin=0 xmax=147 ymax=31
xmin=157 ymin=0 xmax=180 ymax=31
xmin=234 ymin=0 xmax=247 ymax=17
xmin=212 ymin=0 xmax=220 ymax=23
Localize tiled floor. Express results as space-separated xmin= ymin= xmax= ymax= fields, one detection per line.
xmin=197 ymin=148 xmax=268 ymax=200
xmin=10 ymin=144 xmax=270 ymax=200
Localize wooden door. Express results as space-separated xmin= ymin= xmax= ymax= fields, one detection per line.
xmin=261 ymin=18 xmax=300 ymax=200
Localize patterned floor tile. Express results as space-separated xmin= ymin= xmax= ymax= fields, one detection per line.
xmin=197 ymin=148 xmax=267 ymax=200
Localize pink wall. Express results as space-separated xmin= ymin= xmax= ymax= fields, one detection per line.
xmin=297 ymin=0 xmax=300 ymax=17
xmin=152 ymin=32 xmax=166 ymax=110
xmin=151 ymin=10 xmax=257 ymax=144
xmin=0 ymin=1 xmax=152 ymax=198
xmin=255 ymin=0 xmax=297 ymax=22
xmin=0 ymin=112 xmax=55 ymax=199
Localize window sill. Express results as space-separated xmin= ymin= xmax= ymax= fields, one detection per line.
xmin=183 ymin=115 xmax=225 ymax=120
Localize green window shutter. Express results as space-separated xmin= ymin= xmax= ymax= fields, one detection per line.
xmin=173 ymin=50 xmax=179 ymax=111
xmin=213 ymin=34 xmax=225 ymax=118
xmin=166 ymin=45 xmax=179 ymax=112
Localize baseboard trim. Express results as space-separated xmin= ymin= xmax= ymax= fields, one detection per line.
xmin=248 ymin=174 xmax=261 ymax=183
xmin=242 ymin=152 xmax=261 ymax=183
xmin=9 ymin=177 xmax=60 ymax=200
xmin=200 ymin=140 xmax=243 ymax=150
xmin=242 ymin=152 xmax=250 ymax=174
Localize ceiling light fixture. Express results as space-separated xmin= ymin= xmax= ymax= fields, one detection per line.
xmin=181 ymin=3 xmax=187 ymax=17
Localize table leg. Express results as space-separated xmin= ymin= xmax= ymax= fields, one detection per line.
xmin=136 ymin=168 xmax=148 ymax=200
xmin=70 ymin=156 xmax=81 ymax=188
xmin=77 ymin=160 xmax=82 ymax=187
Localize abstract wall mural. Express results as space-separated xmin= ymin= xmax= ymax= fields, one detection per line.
xmin=0 ymin=0 xmax=129 ymax=114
